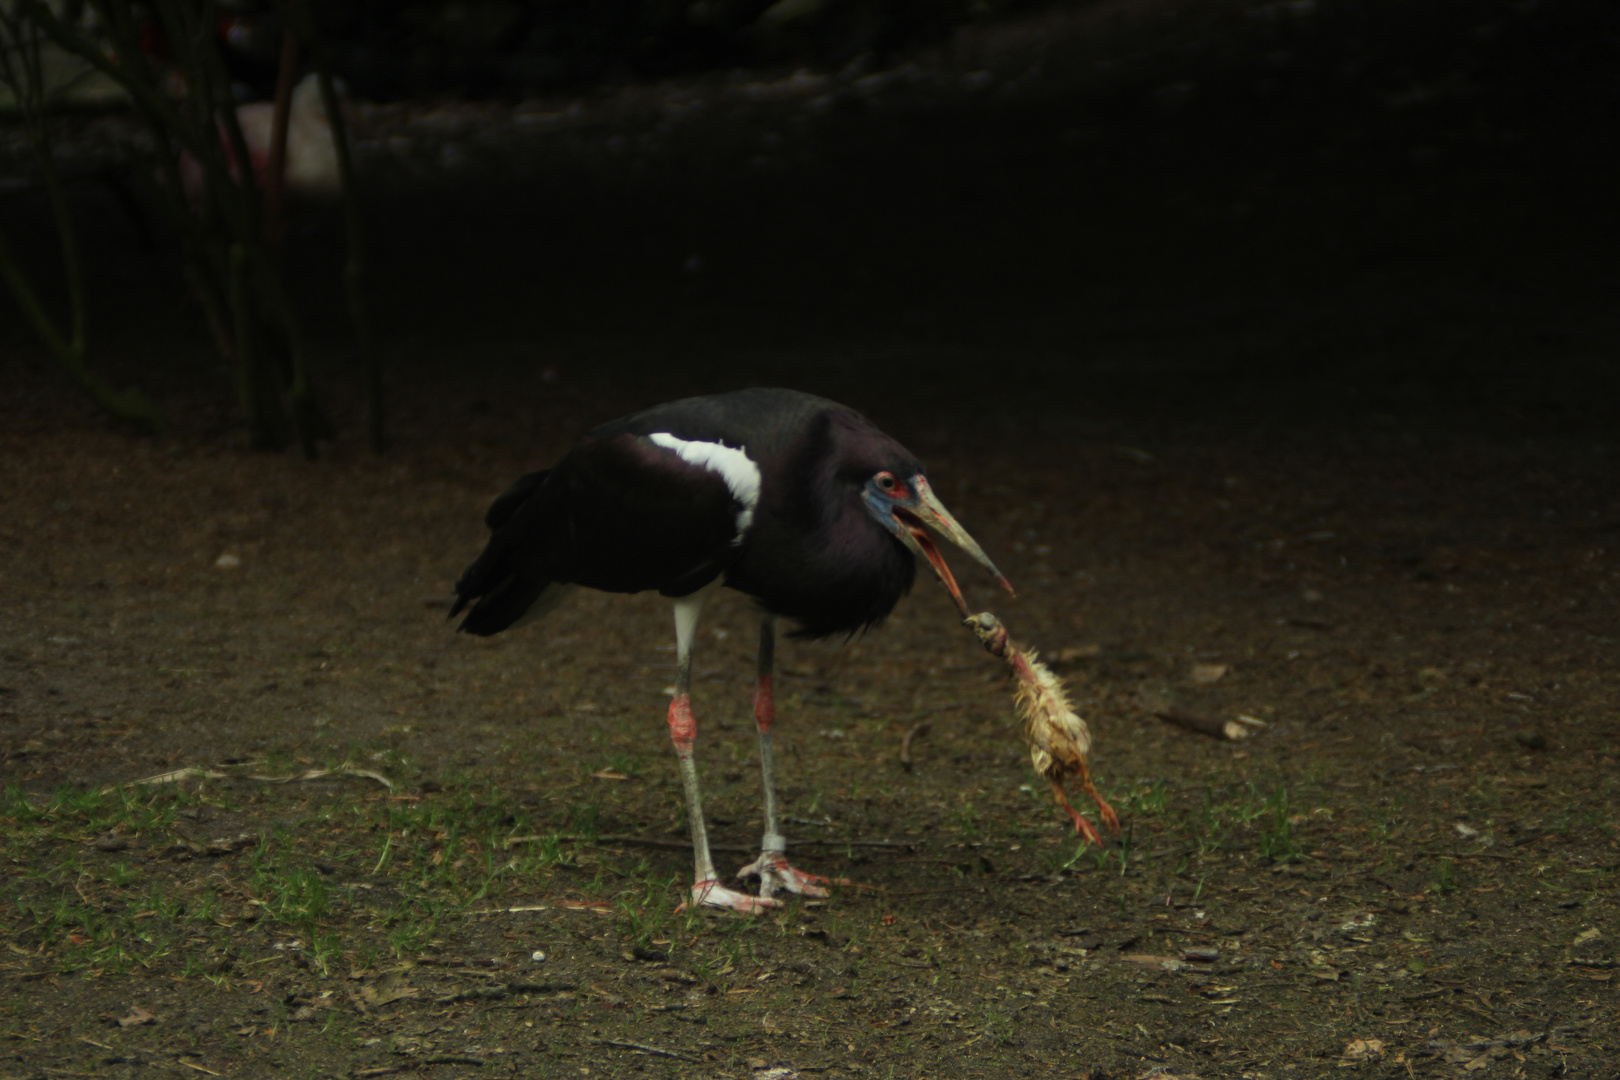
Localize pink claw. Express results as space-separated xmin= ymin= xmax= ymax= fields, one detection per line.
xmin=737 ymin=852 xmax=850 ymax=899
xmin=674 ymin=878 xmax=781 ymax=915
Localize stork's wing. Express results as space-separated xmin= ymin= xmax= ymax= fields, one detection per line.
xmin=454 ymin=431 xmax=752 ymax=635
xmin=550 ymin=432 xmax=750 ymax=595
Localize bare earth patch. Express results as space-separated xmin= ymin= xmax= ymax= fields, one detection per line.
xmin=3 ymin=1 xmax=1617 ymax=1072
xmin=4 ymin=342 xmax=1616 ymax=1079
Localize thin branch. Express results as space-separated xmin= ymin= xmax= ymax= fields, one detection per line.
xmin=0 ymin=7 xmax=164 ymax=433
xmin=285 ymin=0 xmax=385 ymax=452
xmin=26 ymin=0 xmax=203 ymax=158
xmin=595 ymin=1039 xmax=699 ymax=1064
xmin=262 ymin=28 xmax=299 ymax=248
xmin=1139 ymin=692 xmax=1253 ymax=742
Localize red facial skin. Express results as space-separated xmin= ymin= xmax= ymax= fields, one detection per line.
xmin=753 ymin=675 xmax=775 ymax=733
xmin=667 ymin=694 xmax=697 ymax=753
xmin=875 ymin=472 xmax=912 ymax=502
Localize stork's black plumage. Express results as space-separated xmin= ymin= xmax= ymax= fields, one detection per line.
xmin=454 ymin=388 xmax=934 ymax=638
xmin=452 ymin=387 xmax=1009 ymax=912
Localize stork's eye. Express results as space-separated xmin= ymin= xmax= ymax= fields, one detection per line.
xmin=875 ymin=472 xmax=897 ymax=491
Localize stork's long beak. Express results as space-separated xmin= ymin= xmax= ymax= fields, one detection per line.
xmin=866 ymin=474 xmax=1014 ymax=617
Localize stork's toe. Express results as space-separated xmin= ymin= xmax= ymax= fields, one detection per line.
xmin=676 ymin=878 xmax=781 ymax=915
xmin=738 ymin=852 xmax=849 ymax=899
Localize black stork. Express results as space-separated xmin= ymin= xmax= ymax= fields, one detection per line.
xmin=452 ymin=388 xmax=1011 ymax=913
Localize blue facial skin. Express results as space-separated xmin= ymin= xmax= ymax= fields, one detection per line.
xmin=860 ymin=473 xmax=922 ymax=539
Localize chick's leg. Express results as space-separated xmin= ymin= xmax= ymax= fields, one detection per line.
xmin=737 ymin=616 xmax=849 ymax=899
xmin=669 ymin=590 xmax=776 ymax=914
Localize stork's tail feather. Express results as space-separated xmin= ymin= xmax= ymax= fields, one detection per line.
xmin=453 ymin=469 xmax=559 ymax=636
xmin=484 ymin=469 xmax=549 ymax=530
xmin=453 ymin=572 xmax=550 ymax=636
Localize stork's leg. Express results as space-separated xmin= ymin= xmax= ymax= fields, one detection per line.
xmin=737 ymin=616 xmax=850 ymax=899
xmin=668 ymin=590 xmax=778 ymax=915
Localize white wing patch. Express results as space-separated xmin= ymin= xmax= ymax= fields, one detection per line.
xmin=648 ymin=432 xmax=761 ymax=543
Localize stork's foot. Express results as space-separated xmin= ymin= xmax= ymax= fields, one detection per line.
xmin=675 ymin=878 xmax=781 ymax=915
xmin=737 ymin=851 xmax=850 ymax=900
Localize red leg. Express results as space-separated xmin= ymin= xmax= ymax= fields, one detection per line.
xmin=737 ymin=616 xmax=849 ymax=899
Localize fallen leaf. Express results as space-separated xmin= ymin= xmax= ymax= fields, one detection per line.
xmin=361 ymin=971 xmax=420 ymax=1007
xmin=1343 ymin=1038 xmax=1386 ymax=1061
xmin=560 ymin=899 xmax=612 ymax=914
xmin=1191 ymin=663 xmax=1228 ymax=683
xmin=1134 ymin=1068 xmax=1196 ymax=1080
xmin=204 ymin=833 xmax=259 ymax=856
xmin=591 ymin=769 xmax=629 ymax=781
xmin=1121 ymin=953 xmax=1185 ymax=971
xmin=117 ymin=1006 xmax=158 ymax=1028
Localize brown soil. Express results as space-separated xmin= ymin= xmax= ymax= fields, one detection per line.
xmin=3 ymin=1 xmax=1618 ymax=1077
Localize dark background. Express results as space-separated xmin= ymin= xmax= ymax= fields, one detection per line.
xmin=4 ymin=0 xmax=1617 ymax=440
xmin=4 ymin=4 xmax=1620 ymax=1077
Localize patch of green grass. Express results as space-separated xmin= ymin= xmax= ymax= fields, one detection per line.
xmin=1190 ymin=782 xmax=1301 ymax=863
xmin=980 ymin=1004 xmax=1015 ymax=1045
xmin=384 ymin=902 xmax=437 ymax=959
xmin=1433 ymin=857 xmax=1456 ymax=894
xmin=949 ymin=797 xmax=981 ymax=838
xmin=601 ymin=750 xmax=642 ymax=777
xmin=1191 ymin=786 xmax=1226 ymax=856
xmin=0 ymin=784 xmax=232 ymax=973
xmin=1046 ymin=839 xmax=1093 ymax=874
xmin=510 ymin=832 xmax=574 ymax=874
xmin=614 ymin=859 xmax=681 ymax=948
xmin=255 ymin=860 xmax=330 ymax=925
xmin=1115 ymin=780 xmax=1170 ymax=816
xmin=1255 ymin=787 xmax=1302 ymax=863
xmin=3 ymin=782 xmax=188 ymax=840
xmin=568 ymin=801 xmax=601 ymax=840
xmin=4 ymin=772 xmax=695 ymax=983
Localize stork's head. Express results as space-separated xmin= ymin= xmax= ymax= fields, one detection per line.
xmin=860 ymin=468 xmax=1014 ymax=616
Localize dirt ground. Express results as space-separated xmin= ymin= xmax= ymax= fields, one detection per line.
xmin=3 ymin=1 xmax=1619 ymax=1078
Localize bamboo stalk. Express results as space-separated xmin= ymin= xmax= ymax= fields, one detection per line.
xmin=263 ymin=30 xmax=300 ymax=249
xmin=230 ymin=243 xmax=289 ymax=449
xmin=290 ymin=0 xmax=387 ymax=452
